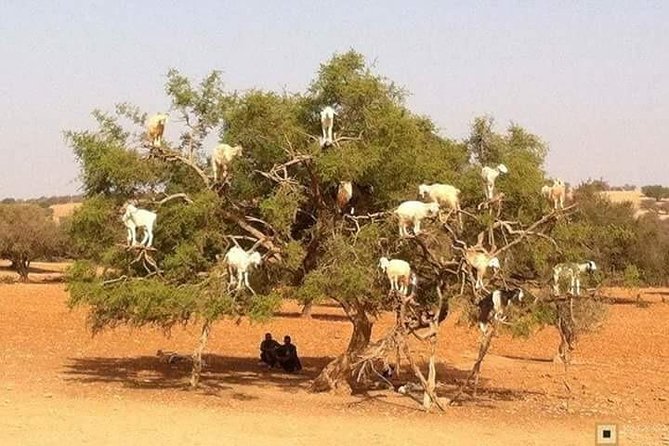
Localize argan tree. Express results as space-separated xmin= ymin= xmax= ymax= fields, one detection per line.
xmin=66 ymin=50 xmax=596 ymax=400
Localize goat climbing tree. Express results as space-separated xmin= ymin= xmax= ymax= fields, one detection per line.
xmin=66 ymin=50 xmax=603 ymax=405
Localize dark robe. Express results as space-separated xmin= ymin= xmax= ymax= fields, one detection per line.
xmin=275 ymin=343 xmax=302 ymax=373
xmin=260 ymin=339 xmax=280 ymax=366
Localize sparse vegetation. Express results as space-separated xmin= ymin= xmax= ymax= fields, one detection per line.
xmin=0 ymin=204 xmax=67 ymax=280
xmin=641 ymin=184 xmax=669 ymax=202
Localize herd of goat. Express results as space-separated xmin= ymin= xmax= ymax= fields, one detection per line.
xmin=118 ymin=108 xmax=597 ymax=333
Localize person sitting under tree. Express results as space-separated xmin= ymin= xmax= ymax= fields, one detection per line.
xmin=275 ymin=335 xmax=302 ymax=373
xmin=259 ymin=333 xmax=280 ymax=367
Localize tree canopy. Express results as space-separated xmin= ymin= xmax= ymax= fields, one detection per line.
xmin=66 ymin=50 xmax=613 ymax=400
xmin=641 ymin=184 xmax=669 ymax=202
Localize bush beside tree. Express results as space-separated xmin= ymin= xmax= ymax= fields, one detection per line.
xmin=0 ymin=204 xmax=67 ymax=280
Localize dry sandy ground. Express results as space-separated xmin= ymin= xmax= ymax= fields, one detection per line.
xmin=0 ymin=281 xmax=667 ymax=445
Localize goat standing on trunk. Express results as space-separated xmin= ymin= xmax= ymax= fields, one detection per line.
xmin=146 ymin=113 xmax=168 ymax=147
xmin=552 ymin=261 xmax=597 ymax=296
xmin=320 ymin=106 xmax=336 ymax=147
xmin=378 ymin=257 xmax=414 ymax=296
xmin=223 ymin=246 xmax=263 ymax=294
xmin=122 ymin=203 xmax=157 ymax=248
xmin=481 ymin=164 xmax=508 ymax=200
xmin=394 ymin=201 xmax=440 ymax=236
xmin=542 ymin=179 xmax=566 ymax=210
xmin=212 ymin=144 xmax=243 ymax=183
xmin=465 ymin=249 xmax=501 ymax=290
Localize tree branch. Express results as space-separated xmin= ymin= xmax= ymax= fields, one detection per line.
xmin=148 ymin=145 xmax=211 ymax=188
xmin=156 ymin=193 xmax=194 ymax=205
xmin=221 ymin=210 xmax=282 ymax=261
xmin=491 ymin=204 xmax=576 ymax=257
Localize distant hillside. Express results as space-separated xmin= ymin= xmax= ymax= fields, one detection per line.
xmin=1 ymin=194 xmax=84 ymax=207
xmin=49 ymin=202 xmax=82 ymax=223
xmin=0 ymin=195 xmax=84 ymax=223
xmin=598 ymin=189 xmax=647 ymax=208
xmin=598 ymin=188 xmax=669 ymax=220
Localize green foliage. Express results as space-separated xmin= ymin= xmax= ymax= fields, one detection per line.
xmin=641 ymin=184 xmax=669 ymax=201
xmin=67 ymin=260 xmax=280 ymax=334
xmin=260 ymin=185 xmax=305 ymax=238
xmin=65 ymin=111 xmax=163 ymax=197
xmin=166 ymin=69 xmax=230 ymax=147
xmin=549 ymin=185 xmax=637 ymax=283
xmin=68 ymin=49 xmax=623 ymax=372
xmin=65 ymin=260 xmax=98 ymax=283
xmin=162 ymin=242 xmax=210 ymax=283
xmin=296 ymin=224 xmax=382 ymax=311
xmin=68 ymin=277 xmax=200 ymax=333
xmin=622 ymin=264 xmax=641 ymax=288
xmin=629 ymin=215 xmax=669 ymax=285
xmin=0 ymin=204 xmax=66 ymax=280
xmin=68 ymin=196 xmax=121 ymax=261
xmin=467 ymin=116 xmax=547 ymax=219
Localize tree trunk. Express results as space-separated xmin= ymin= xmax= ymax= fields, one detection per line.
xmin=312 ymin=306 xmax=372 ymax=393
xmin=346 ymin=310 xmax=372 ymax=353
xmin=422 ymin=337 xmax=438 ymax=410
xmin=450 ymin=324 xmax=496 ymax=405
xmin=13 ymin=257 xmax=30 ymax=282
xmin=301 ymin=300 xmax=313 ymax=318
xmin=190 ymin=319 xmax=212 ymax=388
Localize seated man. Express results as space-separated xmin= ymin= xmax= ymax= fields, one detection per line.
xmin=259 ymin=333 xmax=280 ymax=367
xmin=275 ymin=335 xmax=302 ymax=373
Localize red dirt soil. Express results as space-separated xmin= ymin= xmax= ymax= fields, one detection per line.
xmin=0 ymin=282 xmax=667 ymax=445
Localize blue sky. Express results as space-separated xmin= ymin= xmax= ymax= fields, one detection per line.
xmin=1 ymin=1 xmax=667 ymax=198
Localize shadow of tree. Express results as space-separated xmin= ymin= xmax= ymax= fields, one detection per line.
xmin=273 ymin=311 xmax=350 ymax=322
xmin=63 ymin=353 xmax=545 ymax=408
xmin=431 ymin=362 xmax=545 ymax=406
xmin=494 ymin=353 xmax=555 ymax=363
xmin=62 ymin=354 xmax=333 ymax=393
xmin=0 ymin=264 xmax=63 ymax=274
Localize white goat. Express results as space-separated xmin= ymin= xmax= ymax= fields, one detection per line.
xmin=544 ymin=179 xmax=566 ymax=210
xmin=122 ymin=203 xmax=157 ymax=248
xmin=146 ymin=113 xmax=168 ymax=147
xmin=320 ymin=106 xmax=336 ymax=146
xmin=224 ymin=246 xmax=263 ymax=294
xmin=465 ymin=249 xmax=501 ymax=290
xmin=481 ymin=164 xmax=508 ymax=200
xmin=336 ymin=181 xmax=353 ymax=214
xmin=378 ymin=257 xmax=413 ymax=295
xmin=212 ymin=143 xmax=243 ymax=183
xmin=418 ymin=183 xmax=462 ymax=227
xmin=552 ymin=261 xmax=597 ymax=296
xmin=394 ymin=201 xmax=440 ymax=236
